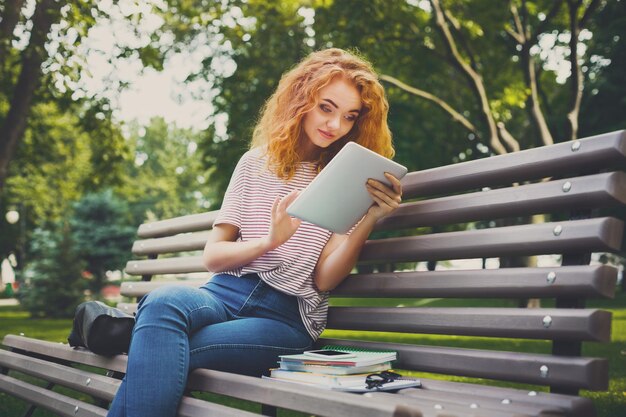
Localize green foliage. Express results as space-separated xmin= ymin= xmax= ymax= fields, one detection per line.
xmin=115 ymin=117 xmax=213 ymax=222
xmin=580 ymin=0 xmax=626 ymax=135
xmin=70 ymin=190 xmax=136 ymax=293
xmin=0 ymin=99 xmax=131 ymax=262
xmin=18 ymin=226 xmax=85 ymax=318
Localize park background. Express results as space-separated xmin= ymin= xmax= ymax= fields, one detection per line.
xmin=0 ymin=0 xmax=624 ymax=416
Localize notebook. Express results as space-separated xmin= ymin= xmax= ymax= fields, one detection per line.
xmin=278 ymin=346 xmax=397 ymax=367
xmin=278 ymin=361 xmax=393 ymax=375
xmin=286 ymin=142 xmax=408 ymax=233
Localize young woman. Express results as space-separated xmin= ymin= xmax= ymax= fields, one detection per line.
xmin=107 ymin=48 xmax=402 ymax=417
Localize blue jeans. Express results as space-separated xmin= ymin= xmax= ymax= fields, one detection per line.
xmin=107 ymin=273 xmax=314 ymax=417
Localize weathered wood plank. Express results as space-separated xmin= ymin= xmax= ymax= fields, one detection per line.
xmin=326 ymin=307 xmax=612 ymax=342
xmin=317 ymin=338 xmax=608 ymax=390
xmin=360 ymin=217 xmax=624 ymax=263
xmin=376 ymin=171 xmax=626 ymax=230
xmin=138 ymin=211 xmax=219 ymax=239
xmin=333 ymin=265 xmax=617 ymax=299
xmin=401 ymin=130 xmax=626 ymax=198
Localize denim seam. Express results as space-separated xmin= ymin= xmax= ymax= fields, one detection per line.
xmin=187 ymin=304 xmax=228 ymax=329
xmin=236 ymin=278 xmax=264 ymax=316
xmin=190 ymin=343 xmax=311 ymax=355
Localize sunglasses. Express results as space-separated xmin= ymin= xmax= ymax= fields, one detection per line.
xmin=365 ymin=371 xmax=402 ymax=390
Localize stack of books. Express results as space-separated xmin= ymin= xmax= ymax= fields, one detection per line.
xmin=264 ymin=346 xmax=420 ymax=392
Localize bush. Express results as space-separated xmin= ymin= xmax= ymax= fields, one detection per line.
xmin=18 ymin=226 xmax=85 ymax=318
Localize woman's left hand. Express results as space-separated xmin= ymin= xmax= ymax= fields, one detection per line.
xmin=365 ymin=172 xmax=403 ymax=221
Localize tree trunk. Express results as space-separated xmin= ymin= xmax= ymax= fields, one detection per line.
xmin=565 ymin=0 xmax=583 ymax=141
xmin=0 ymin=0 xmax=62 ymax=192
xmin=430 ymin=0 xmax=512 ymax=155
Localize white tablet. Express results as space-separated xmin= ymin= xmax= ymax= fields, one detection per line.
xmin=286 ymin=142 xmax=408 ymax=233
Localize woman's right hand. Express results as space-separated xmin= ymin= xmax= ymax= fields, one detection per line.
xmin=265 ymin=190 xmax=302 ymax=250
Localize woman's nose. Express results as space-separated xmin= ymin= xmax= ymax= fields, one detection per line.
xmin=327 ymin=115 xmax=340 ymax=130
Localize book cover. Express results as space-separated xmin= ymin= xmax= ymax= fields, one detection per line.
xmin=270 ymin=369 xmax=371 ymax=385
xmin=278 ymin=361 xmax=393 ymax=375
xmin=279 ymin=346 xmax=396 ymax=367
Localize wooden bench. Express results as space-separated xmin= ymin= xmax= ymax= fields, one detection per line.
xmin=1 ymin=130 xmax=625 ymax=417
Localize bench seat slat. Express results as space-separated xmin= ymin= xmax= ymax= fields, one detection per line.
xmin=1 ymin=335 xmax=598 ymax=416
xmin=401 ymin=130 xmax=626 ymax=198
xmin=0 ymin=374 xmax=106 ymax=417
xmin=1 ymin=336 xmax=414 ymax=417
xmin=376 ymin=171 xmax=626 ymax=230
xmin=317 ymin=338 xmax=608 ymax=391
xmin=3 ymin=335 xmax=129 ymax=373
xmin=326 ymin=307 xmax=611 ymax=342
xmin=0 ymin=349 xmax=119 ymax=399
xmin=367 ymin=391 xmax=541 ymax=417
xmin=400 ymin=378 xmax=594 ymax=417
xmin=361 ymin=217 xmax=624 ymax=263
xmin=0 ymin=350 xmax=259 ymax=417
xmin=189 ymin=369 xmax=413 ymax=417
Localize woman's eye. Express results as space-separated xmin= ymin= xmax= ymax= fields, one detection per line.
xmin=345 ymin=114 xmax=358 ymax=122
xmin=320 ymin=104 xmax=332 ymax=113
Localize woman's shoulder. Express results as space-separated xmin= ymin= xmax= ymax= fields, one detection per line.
xmin=239 ymin=146 xmax=268 ymax=164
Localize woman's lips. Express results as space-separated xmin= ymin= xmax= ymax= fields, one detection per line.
xmin=318 ymin=129 xmax=335 ymax=139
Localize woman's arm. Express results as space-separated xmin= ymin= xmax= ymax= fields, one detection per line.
xmin=203 ymin=190 xmax=302 ymax=273
xmin=313 ymin=173 xmax=402 ymax=292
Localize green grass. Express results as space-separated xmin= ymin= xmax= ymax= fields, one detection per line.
xmin=1 ymin=292 xmax=625 ymax=416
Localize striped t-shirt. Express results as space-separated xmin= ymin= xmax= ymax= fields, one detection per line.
xmin=213 ymin=147 xmax=334 ymax=339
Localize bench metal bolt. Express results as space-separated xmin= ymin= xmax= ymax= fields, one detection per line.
xmin=528 ymin=391 xmax=537 ymax=396
xmin=86 ymin=378 xmax=91 ymax=386
xmin=434 ymin=404 xmax=444 ymax=410
xmin=540 ymin=365 xmax=549 ymax=378
xmin=543 ymin=315 xmax=553 ymax=328
xmin=469 ymin=403 xmax=479 ymax=409
xmin=501 ymin=399 xmax=511 ymax=405
xmin=571 ymin=141 xmax=581 ymax=151
xmin=74 ymin=406 xmax=79 ymax=414
xmin=547 ymin=272 xmax=557 ymax=284
xmin=553 ymin=225 xmax=563 ymax=236
xmin=562 ymin=181 xmax=572 ymax=192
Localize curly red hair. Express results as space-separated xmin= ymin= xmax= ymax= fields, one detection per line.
xmin=251 ymin=48 xmax=394 ymax=179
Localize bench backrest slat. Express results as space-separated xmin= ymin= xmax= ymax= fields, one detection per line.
xmin=126 ymin=217 xmax=623 ymax=266
xmin=402 ymin=130 xmax=626 ymax=198
xmin=377 ymin=171 xmax=626 ymax=230
xmin=333 ymin=265 xmax=617 ymax=298
xmin=120 ymin=265 xmax=616 ymax=299
xmin=360 ymin=217 xmax=623 ymax=263
xmin=137 ymin=211 xmax=219 ymax=239
xmin=129 ymin=171 xmax=626 ymax=255
xmin=325 ymin=307 xmax=611 ymax=341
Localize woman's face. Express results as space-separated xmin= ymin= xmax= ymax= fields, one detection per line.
xmin=300 ymin=76 xmax=362 ymax=159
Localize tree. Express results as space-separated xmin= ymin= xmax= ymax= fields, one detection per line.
xmin=70 ymin=190 xmax=136 ymax=295
xmin=115 ymin=117 xmax=213 ymax=223
xmin=19 ymin=225 xmax=85 ymax=318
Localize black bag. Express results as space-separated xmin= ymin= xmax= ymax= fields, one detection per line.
xmin=68 ymin=301 xmax=135 ymax=356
